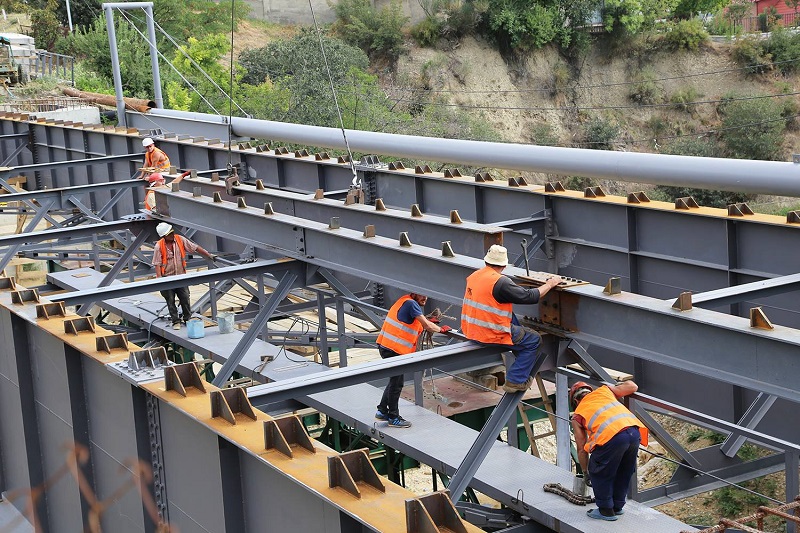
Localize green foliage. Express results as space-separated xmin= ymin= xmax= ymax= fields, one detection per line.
xmin=485 ymin=0 xmax=559 ymax=52
xmin=548 ymin=62 xmax=571 ymax=100
xmin=531 ymin=123 xmax=559 ymax=145
xmin=670 ymin=85 xmax=700 ymax=112
xmin=603 ymin=0 xmax=645 ymax=35
xmin=413 ymin=0 xmax=483 ymax=46
xmin=763 ymin=27 xmax=800 ymax=75
xmin=629 ymin=68 xmax=663 ymax=105
xmin=673 ymin=0 xmax=729 ymax=19
xmin=583 ymin=116 xmax=619 ymax=149
xmin=758 ymin=5 xmax=782 ymax=32
xmin=67 ymin=18 xmax=154 ymax=97
xmin=73 ymin=61 xmax=113 ymax=94
xmin=165 ymin=81 xmax=191 ymax=111
xmin=731 ymin=36 xmax=773 ymax=75
xmin=149 ymin=0 xmax=249 ymax=44
xmin=238 ymin=30 xmax=371 ymax=127
xmin=330 ymin=0 xmax=408 ymax=64
xmin=641 ymin=0 xmax=681 ymax=29
xmin=711 ymin=477 xmax=779 ymax=518
xmin=725 ymin=0 xmax=752 ymax=33
xmin=719 ymin=96 xmax=786 ymax=160
xmin=30 ymin=0 xmax=62 ymax=51
xmin=663 ymin=18 xmax=709 ymax=51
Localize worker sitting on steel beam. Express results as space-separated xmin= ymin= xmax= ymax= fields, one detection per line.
xmin=138 ymin=137 xmax=171 ymax=180
xmin=151 ymin=222 xmax=216 ymax=330
xmin=461 ymin=244 xmax=561 ymax=393
xmin=375 ymin=293 xmax=451 ymax=428
xmin=570 ymin=380 xmax=648 ymax=521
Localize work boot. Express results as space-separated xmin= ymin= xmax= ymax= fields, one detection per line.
xmin=172 ymin=322 xmax=181 ymax=330
xmin=502 ymin=376 xmax=533 ymax=393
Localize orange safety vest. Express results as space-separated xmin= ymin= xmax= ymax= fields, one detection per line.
xmin=461 ymin=266 xmax=513 ymax=345
xmin=376 ymin=295 xmax=424 ymax=355
xmin=144 ymin=189 xmax=156 ymax=210
xmin=574 ymin=385 xmax=649 ymax=452
xmin=145 ymin=147 xmax=171 ymax=172
xmin=157 ymin=236 xmax=186 ymax=276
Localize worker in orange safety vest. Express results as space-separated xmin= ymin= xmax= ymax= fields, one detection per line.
xmin=570 ymin=380 xmax=648 ymax=521
xmin=375 ymin=293 xmax=451 ymax=428
xmin=138 ymin=137 xmax=171 ymax=180
xmin=151 ymin=222 xmax=216 ymax=330
xmin=461 ymin=244 xmax=561 ymax=393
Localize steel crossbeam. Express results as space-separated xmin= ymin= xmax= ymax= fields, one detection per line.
xmin=178 ymin=176 xmax=507 ymax=258
xmin=0 ymin=153 xmax=139 ymax=177
xmin=158 ymin=189 xmax=800 ymax=405
xmin=690 ymin=273 xmax=800 ymax=308
xmin=56 ymin=260 xmax=296 ymax=307
xmin=247 ymin=341 xmax=503 ymax=407
xmin=0 ymin=179 xmax=142 ymax=210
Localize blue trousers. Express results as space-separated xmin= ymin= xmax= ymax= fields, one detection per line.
xmin=505 ymin=315 xmax=542 ymax=384
xmin=589 ymin=427 xmax=641 ymax=511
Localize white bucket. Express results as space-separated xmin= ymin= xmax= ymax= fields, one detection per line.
xmin=218 ymin=312 xmax=234 ymax=334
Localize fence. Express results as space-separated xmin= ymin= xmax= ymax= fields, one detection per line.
xmin=31 ymin=51 xmax=74 ymax=86
xmin=738 ymin=11 xmax=800 ymax=33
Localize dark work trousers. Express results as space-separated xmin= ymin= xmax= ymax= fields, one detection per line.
xmin=160 ymin=286 xmax=191 ymax=325
xmin=376 ymin=346 xmax=404 ymax=419
xmin=589 ymin=426 xmax=641 ymax=511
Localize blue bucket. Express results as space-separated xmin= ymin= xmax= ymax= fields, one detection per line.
xmin=186 ymin=318 xmax=205 ymax=339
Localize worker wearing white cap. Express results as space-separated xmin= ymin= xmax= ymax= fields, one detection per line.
xmin=461 ymin=244 xmax=562 ymax=392
xmin=152 ymin=222 xmax=216 ymax=329
xmin=138 ymin=137 xmax=171 ymax=181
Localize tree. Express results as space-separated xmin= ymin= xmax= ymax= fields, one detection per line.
xmin=603 ymin=0 xmax=645 ymax=35
xmin=31 ymin=0 xmax=63 ymax=51
xmin=719 ymin=97 xmax=786 ymax=161
xmin=726 ymin=0 xmax=752 ymax=32
xmin=672 ymin=0 xmax=729 ymax=19
xmin=330 ymin=0 xmax=408 ymax=64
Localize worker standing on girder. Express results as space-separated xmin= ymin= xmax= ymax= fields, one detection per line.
xmin=461 ymin=244 xmax=561 ymax=393
xmin=375 ymin=293 xmax=451 ymax=428
xmin=152 ymin=222 xmax=216 ymax=330
xmin=570 ymin=380 xmax=648 ymax=521
xmin=138 ymin=137 xmax=171 ymax=180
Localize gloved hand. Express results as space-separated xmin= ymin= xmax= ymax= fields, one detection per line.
xmin=210 ymin=254 xmax=219 ymax=262
xmin=585 ymin=473 xmax=592 ymax=487
xmin=439 ymin=325 xmax=452 ymax=333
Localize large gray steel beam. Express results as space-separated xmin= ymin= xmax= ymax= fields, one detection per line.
xmin=160 ymin=189 xmax=800 ymax=404
xmin=0 ymin=153 xmax=139 ymax=177
xmin=178 ymin=177 xmax=506 ymax=258
xmin=247 ymin=341 xmax=503 ymax=407
xmin=148 ymin=109 xmax=800 ymax=197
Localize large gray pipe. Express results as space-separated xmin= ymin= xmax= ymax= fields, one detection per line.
xmin=146 ymin=108 xmax=800 ymax=197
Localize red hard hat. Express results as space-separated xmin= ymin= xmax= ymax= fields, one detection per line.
xmin=569 ymin=381 xmax=592 ymax=407
xmin=146 ymin=172 xmax=164 ymax=183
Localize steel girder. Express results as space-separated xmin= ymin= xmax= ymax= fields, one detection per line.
xmin=157 ymin=189 xmax=800 ymax=406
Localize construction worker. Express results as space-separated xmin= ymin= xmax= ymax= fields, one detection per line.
xmin=151 ymin=222 xmax=216 ymax=330
xmin=144 ymin=171 xmax=189 ymax=212
xmin=570 ymin=380 xmax=649 ymax=521
xmin=375 ymin=293 xmax=451 ymax=428
xmin=139 ymin=137 xmax=171 ymax=180
xmin=461 ymin=244 xmax=561 ymax=393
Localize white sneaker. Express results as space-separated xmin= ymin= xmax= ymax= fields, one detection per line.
xmin=172 ymin=322 xmax=181 ymax=330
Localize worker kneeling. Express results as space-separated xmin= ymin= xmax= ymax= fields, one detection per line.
xmin=461 ymin=245 xmax=561 ymax=393
xmin=570 ymin=380 xmax=649 ymax=521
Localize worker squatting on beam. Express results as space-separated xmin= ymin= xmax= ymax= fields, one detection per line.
xmin=570 ymin=380 xmax=648 ymax=521
xmin=461 ymin=244 xmax=562 ymax=392
xmin=374 ymin=293 xmax=451 ymax=428
xmin=151 ymin=222 xmax=216 ymax=330
xmin=138 ymin=137 xmax=170 ymax=181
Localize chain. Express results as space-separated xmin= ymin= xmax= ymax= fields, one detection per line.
xmin=543 ymin=483 xmax=595 ymax=505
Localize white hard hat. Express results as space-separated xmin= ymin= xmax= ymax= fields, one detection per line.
xmin=156 ymin=222 xmax=173 ymax=237
xmin=484 ymin=244 xmax=508 ymax=266
xmin=142 ymin=137 xmax=154 ymax=147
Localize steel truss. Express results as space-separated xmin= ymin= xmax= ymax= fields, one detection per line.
xmin=0 ymin=114 xmax=799 ymax=531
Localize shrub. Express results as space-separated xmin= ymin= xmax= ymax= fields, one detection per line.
xmin=411 ymin=16 xmax=441 ymax=47
xmin=670 ymin=86 xmax=701 ymax=112
xmin=31 ymin=0 xmax=63 ymax=51
xmin=629 ymin=68 xmax=663 ymax=105
xmin=330 ymin=0 xmax=408 ymax=64
xmin=763 ymin=27 xmax=800 ymax=75
xmin=548 ymin=62 xmax=571 ymax=100
xmin=485 ymin=2 xmax=559 ymax=52
xmin=758 ymin=6 xmax=782 ymax=32
xmin=583 ymin=116 xmax=619 ymax=149
xmin=719 ymin=96 xmax=786 ymax=160
xmin=663 ymin=19 xmax=709 ymax=51
xmin=531 ymin=123 xmax=559 ymax=146
xmin=731 ymin=36 xmax=773 ymax=75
